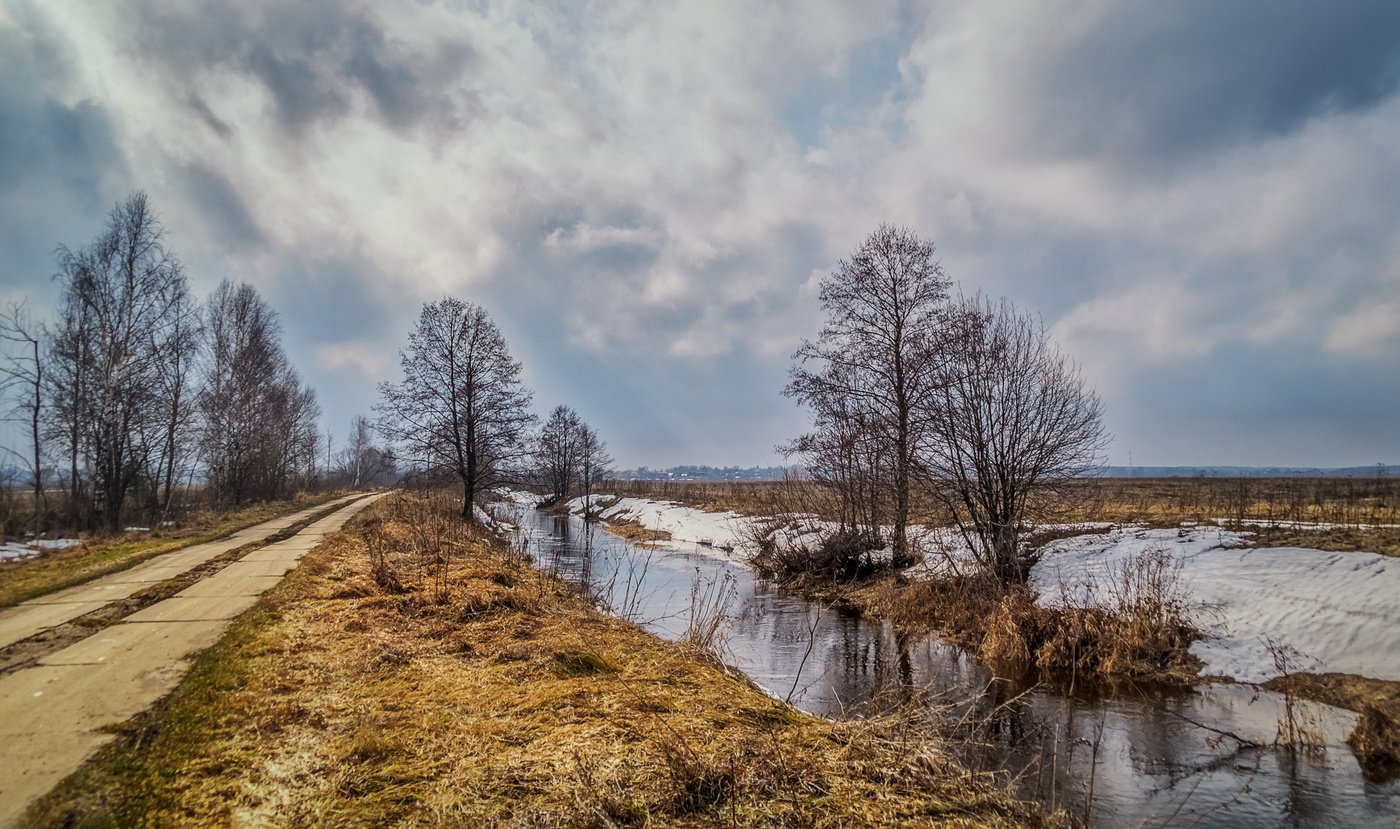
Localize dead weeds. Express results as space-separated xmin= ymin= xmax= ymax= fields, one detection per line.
xmin=22 ymin=489 xmax=1050 ymax=828
xmin=1263 ymin=672 xmax=1400 ymax=782
xmin=603 ymin=517 xmax=673 ymax=544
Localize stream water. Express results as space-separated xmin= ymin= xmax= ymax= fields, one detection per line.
xmin=500 ymin=503 xmax=1400 ymax=828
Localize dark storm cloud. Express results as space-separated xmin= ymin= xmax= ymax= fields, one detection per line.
xmin=187 ymin=95 xmax=233 ymax=140
xmin=1019 ymin=1 xmax=1400 ymax=168
xmin=0 ymin=17 xmax=123 ymax=202
xmin=176 ymin=162 xmax=263 ymax=249
xmin=132 ymin=0 xmax=478 ymax=137
xmin=0 ymin=7 xmax=127 ymax=302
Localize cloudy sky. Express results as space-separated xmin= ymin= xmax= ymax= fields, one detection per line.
xmin=2 ymin=0 xmax=1399 ymax=469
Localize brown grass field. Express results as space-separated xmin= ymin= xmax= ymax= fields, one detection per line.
xmin=22 ymin=490 xmax=1054 ymax=828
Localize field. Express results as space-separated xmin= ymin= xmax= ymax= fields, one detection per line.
xmin=603 ymin=475 xmax=1400 ymax=556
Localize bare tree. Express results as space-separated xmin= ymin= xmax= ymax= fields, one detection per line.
xmin=535 ymin=405 xmax=583 ymax=502
xmin=339 ymin=414 xmax=395 ymax=489
xmin=780 ymin=361 xmax=889 ymax=536
xmin=376 ymin=298 xmax=534 ymax=515
xmin=785 ymin=225 xmax=950 ymax=569
xmin=577 ymin=421 xmax=613 ymax=516
xmin=0 ymin=301 xmax=45 ymax=530
xmin=149 ymin=287 xmax=202 ymax=520
xmin=50 ymin=192 xmax=194 ymax=530
xmin=46 ymin=286 xmax=91 ymax=527
xmin=199 ymin=280 xmax=319 ymax=504
xmin=918 ymin=294 xmax=1108 ymax=583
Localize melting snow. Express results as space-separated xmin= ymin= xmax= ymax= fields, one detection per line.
xmin=1 ymin=538 xmax=80 ymax=561
xmin=1032 ymin=526 xmax=1400 ymax=683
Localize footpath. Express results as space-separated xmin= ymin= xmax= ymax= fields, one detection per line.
xmin=0 ymin=493 xmax=386 ymax=827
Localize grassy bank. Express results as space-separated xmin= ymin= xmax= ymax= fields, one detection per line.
xmin=0 ymin=491 xmax=350 ymax=608
xmin=23 ymin=490 xmax=1052 ymax=828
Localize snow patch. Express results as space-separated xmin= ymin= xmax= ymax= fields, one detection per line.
xmin=0 ymin=537 xmax=80 ymax=561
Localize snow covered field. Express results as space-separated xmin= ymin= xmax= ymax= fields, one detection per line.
xmin=1033 ymin=525 xmax=1400 ymax=684
xmin=502 ymin=490 xmax=1399 ymax=686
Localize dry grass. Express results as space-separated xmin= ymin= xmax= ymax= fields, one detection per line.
xmin=1248 ymin=525 xmax=1400 ymax=558
xmin=0 ymin=491 xmax=351 ymax=607
xmin=604 ymin=517 xmax=673 ymax=544
xmin=1263 ymin=673 xmax=1400 ymax=782
xmin=23 ymin=489 xmax=1053 ymax=828
xmin=606 ymin=476 xmax=1400 ymax=539
xmin=840 ymin=550 xmax=1202 ymax=690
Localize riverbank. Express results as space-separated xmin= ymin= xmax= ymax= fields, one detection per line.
xmin=555 ymin=489 xmax=1400 ymax=781
xmin=21 ymin=490 xmax=1052 ymax=828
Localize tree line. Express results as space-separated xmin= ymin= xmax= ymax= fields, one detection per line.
xmin=0 ymin=193 xmax=383 ymax=535
xmin=783 ymin=224 xmax=1108 ymax=584
xmin=0 ymin=195 xmax=613 ymax=537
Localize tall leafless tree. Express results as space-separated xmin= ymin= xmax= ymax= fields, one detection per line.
xmin=577 ymin=421 xmax=613 ymax=516
xmin=780 ymin=374 xmax=889 ymax=536
xmin=917 ymin=294 xmax=1108 ymax=583
xmin=149 ymin=286 xmax=202 ymax=520
xmin=376 ymin=298 xmax=534 ymax=515
xmin=50 ymin=192 xmax=193 ymax=530
xmin=0 ymin=301 xmax=46 ymax=530
xmin=46 ymin=285 xmax=90 ymax=527
xmin=199 ymin=280 xmax=319 ymax=504
xmin=535 ymin=405 xmax=583 ymax=502
xmin=785 ymin=225 xmax=950 ymax=569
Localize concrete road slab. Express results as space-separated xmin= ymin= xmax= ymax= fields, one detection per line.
xmin=0 ymin=659 xmax=195 ymax=826
xmin=124 ymin=594 xmax=261 ymax=623
xmin=24 ymin=580 xmax=145 ymax=605
xmin=174 ymin=572 xmax=282 ymax=598
xmin=98 ymin=564 xmax=189 ymax=584
xmin=39 ymin=619 xmax=225 ymax=667
xmin=239 ymin=542 xmax=315 ymax=561
xmin=0 ymin=729 xmax=113 ymax=829
xmin=0 ymin=602 xmax=112 ymax=650
xmin=0 ymin=494 xmax=380 ymax=826
xmin=209 ymin=558 xmax=300 ymax=580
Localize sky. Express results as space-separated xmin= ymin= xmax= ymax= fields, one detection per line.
xmin=1 ymin=0 xmax=1398 ymax=469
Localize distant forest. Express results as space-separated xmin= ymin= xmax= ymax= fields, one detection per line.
xmin=621 ymin=465 xmax=789 ymax=481
xmin=1102 ymin=465 xmax=1399 ymax=478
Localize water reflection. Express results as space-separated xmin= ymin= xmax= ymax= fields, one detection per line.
xmin=504 ymin=502 xmax=1400 ymax=828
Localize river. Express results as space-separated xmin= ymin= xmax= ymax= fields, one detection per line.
xmin=500 ymin=502 xmax=1400 ymax=828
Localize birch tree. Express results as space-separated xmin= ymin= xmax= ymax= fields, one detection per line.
xmin=200 ymin=280 xmax=319 ymax=504
xmin=50 ymin=192 xmax=193 ymax=530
